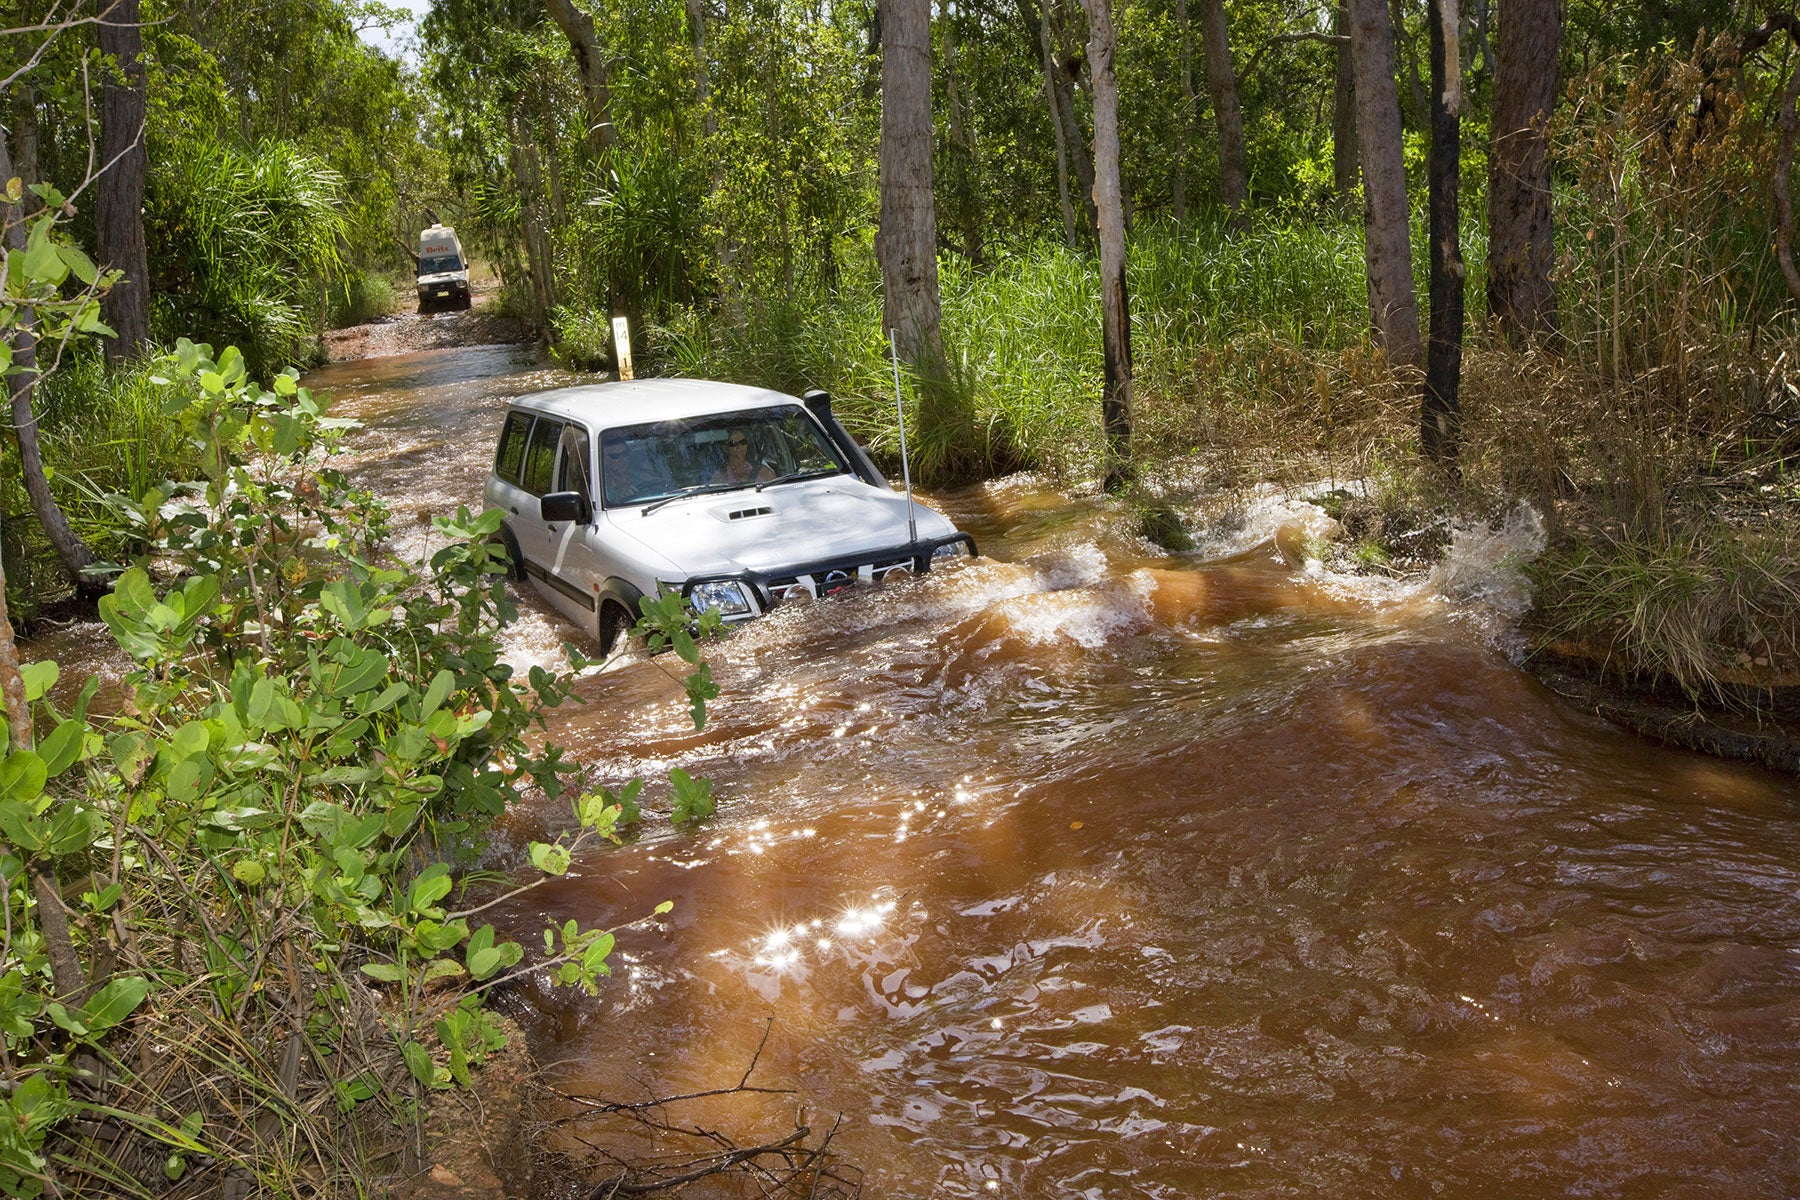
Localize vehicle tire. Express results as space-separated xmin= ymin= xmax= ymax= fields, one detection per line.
xmin=491 ymin=524 xmax=526 ymax=582
xmin=597 ymin=600 xmax=634 ymax=657
xmin=458 ymin=292 xmax=473 ymax=312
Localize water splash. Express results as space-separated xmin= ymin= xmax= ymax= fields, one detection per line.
xmin=1431 ymin=501 xmax=1548 ymax=621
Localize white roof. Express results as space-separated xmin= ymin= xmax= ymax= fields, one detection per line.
xmin=507 ymin=379 xmax=805 ymax=428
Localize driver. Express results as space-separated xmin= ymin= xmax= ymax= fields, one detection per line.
xmin=602 ymin=437 xmax=665 ymax=503
xmin=710 ymin=427 xmax=775 ymax=486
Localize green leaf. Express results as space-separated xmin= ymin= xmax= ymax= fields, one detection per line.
xmin=654 ymin=900 xmax=674 ymax=916
xmin=58 ymin=243 xmax=98 ymax=286
xmin=46 ymin=804 xmax=103 ymax=855
xmin=19 ymin=661 xmax=57 ymax=701
xmin=407 ymin=862 xmax=452 ymax=914
xmin=0 ymin=750 xmax=48 ymax=804
xmin=669 ymin=768 xmax=715 ymax=826
xmin=37 ymin=719 xmax=87 ymax=776
xmin=360 ymin=963 xmax=404 ymax=983
xmin=528 ymin=841 xmax=570 ymax=876
xmin=46 ymin=1001 xmax=89 ymax=1037
xmin=401 ymin=1039 xmax=438 ymax=1087
xmin=419 ymin=669 xmax=454 ymax=718
xmin=0 ymin=799 xmax=45 ymax=853
xmin=231 ymin=860 xmax=266 ymax=886
xmin=80 ymin=976 xmax=150 ymax=1034
xmin=23 ymin=215 xmax=67 ymax=284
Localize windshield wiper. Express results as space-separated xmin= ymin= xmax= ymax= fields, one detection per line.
xmin=639 ymin=482 xmax=744 ymax=515
xmin=755 ymin=468 xmax=838 ymax=492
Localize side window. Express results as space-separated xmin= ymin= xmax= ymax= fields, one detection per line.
xmin=557 ymin=429 xmax=592 ymax=498
xmin=521 ymin=417 xmax=563 ymax=496
xmin=495 ymin=411 xmax=533 ymax=485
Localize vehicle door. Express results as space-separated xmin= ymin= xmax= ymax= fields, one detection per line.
xmin=490 ymin=408 xmax=539 ymax=557
xmin=511 ymin=413 xmax=565 ymax=582
xmin=541 ymin=424 xmax=602 ymax=623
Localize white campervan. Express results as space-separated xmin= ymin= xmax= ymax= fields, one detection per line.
xmin=482 ymin=379 xmax=975 ymax=652
xmin=417 ymin=224 xmax=471 ymax=313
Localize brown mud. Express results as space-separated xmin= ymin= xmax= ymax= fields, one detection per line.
xmin=323 ymin=279 xmax=534 ymax=362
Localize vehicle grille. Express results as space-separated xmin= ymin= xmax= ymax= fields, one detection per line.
xmin=765 ymin=556 xmax=916 ymax=605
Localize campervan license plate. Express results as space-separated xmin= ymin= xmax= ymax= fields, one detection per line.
xmin=437 ymin=290 xmax=450 ymax=297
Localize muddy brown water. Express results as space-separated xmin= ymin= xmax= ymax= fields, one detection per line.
xmin=27 ymin=346 xmax=1800 ymax=1198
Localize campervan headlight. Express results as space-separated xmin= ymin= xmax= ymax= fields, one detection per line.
xmin=689 ymin=579 xmax=753 ymax=617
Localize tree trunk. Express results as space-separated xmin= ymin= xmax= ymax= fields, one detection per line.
xmin=1043 ymin=0 xmax=1099 ymax=235
xmin=543 ymin=0 xmax=618 ymax=154
xmin=97 ymin=0 xmax=151 ymax=361
xmin=0 ymin=133 xmax=96 ymax=588
xmin=1173 ymin=0 xmax=1196 ymax=222
xmin=1422 ymin=0 xmax=1464 ymax=467
xmin=878 ymin=0 xmax=944 ymax=371
xmin=1349 ymin=0 xmax=1421 ymax=366
xmin=687 ymin=0 xmax=734 ymax=289
xmin=1486 ymin=0 xmax=1559 ymax=342
xmin=1333 ymin=1 xmax=1359 ymax=199
xmin=1196 ymin=0 xmax=1248 ymax=231
xmin=1082 ymin=0 xmax=1132 ymax=490
xmin=11 ymin=86 xmax=41 ymax=215
xmin=1023 ymin=0 xmax=1079 ymax=243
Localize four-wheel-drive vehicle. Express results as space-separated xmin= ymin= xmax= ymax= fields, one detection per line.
xmin=417 ymin=224 xmax=471 ymax=313
xmin=483 ymin=379 xmax=976 ymax=653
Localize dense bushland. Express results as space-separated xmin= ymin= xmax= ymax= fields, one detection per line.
xmin=0 ymin=341 xmax=722 ymax=1196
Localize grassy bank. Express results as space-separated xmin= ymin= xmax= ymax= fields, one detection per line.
xmin=635 ymin=209 xmax=1800 ymax=703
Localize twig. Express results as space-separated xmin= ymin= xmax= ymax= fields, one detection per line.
xmin=590 ymin=1128 xmax=809 ymax=1197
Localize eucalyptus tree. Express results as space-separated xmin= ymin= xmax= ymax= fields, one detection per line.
xmin=1422 ymin=0 xmax=1463 ymax=466
xmin=1196 ymin=0 xmax=1247 ymax=230
xmin=1348 ymin=0 xmax=1419 ymax=366
xmin=879 ymin=0 xmax=944 ymax=370
xmin=1082 ymin=0 xmax=1131 ymax=488
xmin=1486 ymin=0 xmax=1559 ymax=341
xmin=97 ymin=0 xmax=149 ymax=360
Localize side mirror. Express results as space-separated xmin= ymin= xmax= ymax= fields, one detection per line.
xmin=540 ymin=491 xmax=590 ymax=524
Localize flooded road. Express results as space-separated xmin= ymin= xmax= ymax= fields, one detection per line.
xmin=40 ymin=344 xmax=1800 ymax=1197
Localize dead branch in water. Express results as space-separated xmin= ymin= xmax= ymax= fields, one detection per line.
xmin=541 ymin=1020 xmax=861 ymax=1198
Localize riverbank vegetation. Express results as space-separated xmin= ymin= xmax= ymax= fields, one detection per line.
xmin=5 ymin=0 xmax=1800 ymax=1192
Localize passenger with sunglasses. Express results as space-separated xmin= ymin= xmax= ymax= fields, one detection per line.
xmin=710 ymin=428 xmax=774 ymax=485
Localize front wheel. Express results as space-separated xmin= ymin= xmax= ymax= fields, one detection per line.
xmin=597 ymin=600 xmax=635 ymax=657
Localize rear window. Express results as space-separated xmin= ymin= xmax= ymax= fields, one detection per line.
xmin=522 ymin=417 xmax=564 ymax=496
xmin=495 ymin=410 xmax=533 ymax=485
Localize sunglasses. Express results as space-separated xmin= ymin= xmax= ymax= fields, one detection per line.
xmin=727 ymin=438 xmax=748 ymax=448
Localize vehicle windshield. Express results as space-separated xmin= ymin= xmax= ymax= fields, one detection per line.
xmin=600 ymin=405 xmax=848 ymax=508
xmin=419 ymin=254 xmax=463 ymax=275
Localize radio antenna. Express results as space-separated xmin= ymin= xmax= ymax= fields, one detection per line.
xmin=889 ymin=329 xmax=919 ymax=550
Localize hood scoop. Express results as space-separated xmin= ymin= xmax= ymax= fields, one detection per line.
xmin=721 ymin=504 xmax=774 ymax=521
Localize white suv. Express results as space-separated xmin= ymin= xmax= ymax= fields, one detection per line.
xmin=483 ymin=379 xmax=975 ymax=651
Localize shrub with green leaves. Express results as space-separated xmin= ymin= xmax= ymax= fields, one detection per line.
xmin=0 ymin=340 xmax=719 ymax=1196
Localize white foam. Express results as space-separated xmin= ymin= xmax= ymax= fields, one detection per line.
xmin=1431 ymin=501 xmax=1547 ymax=622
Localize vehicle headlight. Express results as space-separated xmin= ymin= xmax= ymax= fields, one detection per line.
xmin=932 ymin=539 xmax=972 ymax=560
xmin=689 ymin=580 xmax=752 ymax=616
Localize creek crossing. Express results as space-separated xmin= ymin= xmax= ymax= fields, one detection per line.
xmin=36 ymin=343 xmax=1800 ymax=1197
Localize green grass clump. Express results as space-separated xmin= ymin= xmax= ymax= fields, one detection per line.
xmin=328 ymin=271 xmax=401 ymax=328
xmin=1531 ymin=523 xmax=1800 ymax=696
xmin=3 ymin=355 xmax=201 ymax=619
